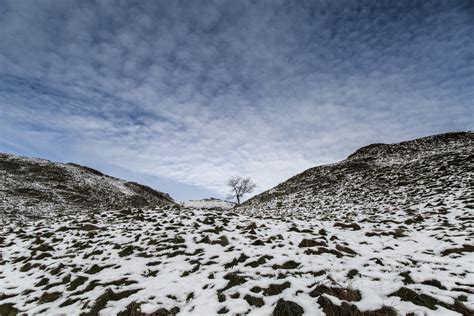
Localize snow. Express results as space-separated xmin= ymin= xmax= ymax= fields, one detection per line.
xmin=1 ymin=201 xmax=472 ymax=315
xmin=182 ymin=198 xmax=234 ymax=210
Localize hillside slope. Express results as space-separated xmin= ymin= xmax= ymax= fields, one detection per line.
xmin=0 ymin=153 xmax=175 ymax=220
xmin=240 ymin=132 xmax=473 ymax=218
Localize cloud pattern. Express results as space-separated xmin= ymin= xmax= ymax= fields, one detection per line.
xmin=0 ymin=0 xmax=473 ymax=199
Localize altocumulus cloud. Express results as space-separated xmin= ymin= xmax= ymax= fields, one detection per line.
xmin=0 ymin=0 xmax=473 ymax=200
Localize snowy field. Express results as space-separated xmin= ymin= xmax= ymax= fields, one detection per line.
xmin=182 ymin=198 xmax=234 ymax=210
xmin=1 ymin=202 xmax=472 ymax=315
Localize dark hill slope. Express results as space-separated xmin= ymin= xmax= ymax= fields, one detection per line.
xmin=0 ymin=153 xmax=175 ymax=220
xmin=240 ymin=132 xmax=473 ymax=218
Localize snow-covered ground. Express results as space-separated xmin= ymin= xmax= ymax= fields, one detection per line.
xmin=182 ymin=198 xmax=234 ymax=210
xmin=1 ymin=201 xmax=472 ymax=315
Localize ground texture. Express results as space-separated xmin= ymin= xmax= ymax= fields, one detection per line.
xmin=1 ymin=202 xmax=472 ymax=315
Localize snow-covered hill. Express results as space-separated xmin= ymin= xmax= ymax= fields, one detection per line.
xmin=1 ymin=132 xmax=473 ymax=315
xmin=0 ymin=153 xmax=175 ymax=222
xmin=183 ymin=198 xmax=235 ymax=210
xmin=240 ymin=132 xmax=473 ymax=219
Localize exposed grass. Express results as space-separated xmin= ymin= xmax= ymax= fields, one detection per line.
xmin=273 ymin=299 xmax=304 ymax=316
xmin=310 ymin=285 xmax=361 ymax=301
xmin=441 ymin=244 xmax=474 ymax=256
xmin=219 ymin=272 xmax=247 ymax=292
xmin=81 ymin=288 xmax=141 ymax=316
xmin=38 ymin=291 xmax=62 ymax=304
xmin=389 ymin=287 xmax=439 ymax=310
xmin=244 ymin=294 xmax=264 ymax=307
xmin=334 ymin=222 xmax=362 ymax=230
xmin=272 ymin=260 xmax=300 ymax=270
xmin=317 ymin=296 xmax=397 ymax=316
xmin=0 ymin=303 xmax=20 ymax=316
xmin=263 ymin=282 xmax=291 ymax=296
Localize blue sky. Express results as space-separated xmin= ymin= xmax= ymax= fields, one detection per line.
xmin=1 ymin=0 xmax=473 ymax=201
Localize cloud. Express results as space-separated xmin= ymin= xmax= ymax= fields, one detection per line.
xmin=0 ymin=0 xmax=473 ymax=199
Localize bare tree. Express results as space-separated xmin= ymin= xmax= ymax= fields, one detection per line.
xmin=226 ymin=176 xmax=256 ymax=205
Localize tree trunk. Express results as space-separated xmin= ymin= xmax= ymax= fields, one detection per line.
xmin=237 ymin=195 xmax=240 ymax=205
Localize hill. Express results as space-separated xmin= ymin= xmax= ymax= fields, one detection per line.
xmin=240 ymin=132 xmax=473 ymax=218
xmin=0 ymin=153 xmax=175 ymax=221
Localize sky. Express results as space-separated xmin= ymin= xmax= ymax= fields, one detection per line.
xmin=0 ymin=0 xmax=473 ymax=201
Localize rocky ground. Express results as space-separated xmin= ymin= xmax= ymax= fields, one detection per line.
xmin=1 ymin=200 xmax=472 ymax=315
